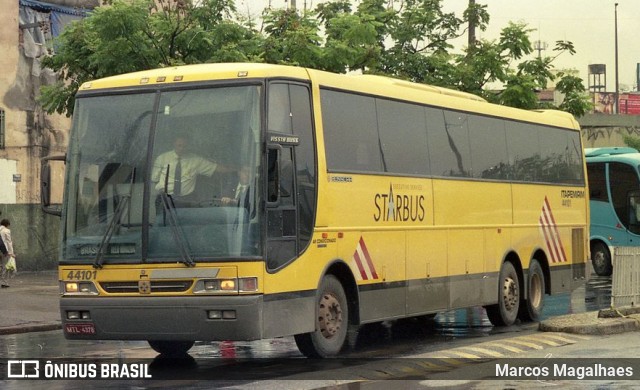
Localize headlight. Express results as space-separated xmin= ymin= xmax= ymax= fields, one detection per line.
xmin=63 ymin=281 xmax=98 ymax=295
xmin=195 ymin=277 xmax=258 ymax=294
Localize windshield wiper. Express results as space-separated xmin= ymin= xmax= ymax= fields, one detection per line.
xmin=159 ymin=191 xmax=195 ymax=267
xmin=93 ymin=167 xmax=136 ymax=269
xmin=93 ymin=195 xmax=129 ymax=269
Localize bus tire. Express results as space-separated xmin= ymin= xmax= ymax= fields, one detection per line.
xmin=591 ymin=242 xmax=612 ymax=276
xmin=485 ymin=261 xmax=520 ymax=326
xmin=294 ymin=275 xmax=348 ymax=358
xmin=148 ymin=340 xmax=195 ymax=356
xmin=519 ymin=259 xmax=545 ymax=322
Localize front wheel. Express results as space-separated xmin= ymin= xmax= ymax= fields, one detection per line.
xmin=519 ymin=259 xmax=545 ymax=322
xmin=485 ymin=261 xmax=520 ymax=326
xmin=294 ymin=275 xmax=349 ymax=358
xmin=591 ymin=242 xmax=612 ymax=276
xmin=148 ymin=340 xmax=195 ymax=356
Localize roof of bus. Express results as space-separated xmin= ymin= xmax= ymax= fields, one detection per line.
xmin=78 ymin=62 xmax=580 ymax=130
xmin=585 ymin=147 xmax=640 ymax=163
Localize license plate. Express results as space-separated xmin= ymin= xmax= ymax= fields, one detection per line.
xmin=65 ymin=323 xmax=96 ymax=335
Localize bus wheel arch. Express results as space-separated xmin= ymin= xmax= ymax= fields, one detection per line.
xmin=486 ymin=255 xmax=522 ymax=327
xmin=591 ymin=240 xmax=612 ymax=276
xmin=294 ymin=260 xmax=358 ymax=358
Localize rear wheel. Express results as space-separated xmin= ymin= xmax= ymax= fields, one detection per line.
xmin=591 ymin=242 xmax=612 ymax=276
xmin=148 ymin=340 xmax=195 ymax=356
xmin=485 ymin=261 xmax=520 ymax=326
xmin=294 ymin=275 xmax=349 ymax=358
xmin=519 ymin=259 xmax=545 ymax=322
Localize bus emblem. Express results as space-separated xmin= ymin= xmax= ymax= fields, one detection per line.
xmin=351 ymin=237 xmax=379 ymax=281
xmin=138 ymin=280 xmax=151 ymax=294
xmin=539 ymin=197 xmax=568 ymax=263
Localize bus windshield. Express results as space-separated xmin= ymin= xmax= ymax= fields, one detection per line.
xmin=64 ymin=85 xmax=263 ymax=264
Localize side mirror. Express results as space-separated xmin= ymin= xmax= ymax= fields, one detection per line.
xmin=41 ymin=155 xmax=66 ymax=216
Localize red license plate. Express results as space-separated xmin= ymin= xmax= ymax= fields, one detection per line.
xmin=65 ymin=323 xmax=96 ymax=335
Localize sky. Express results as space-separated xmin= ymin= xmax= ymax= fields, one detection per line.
xmin=238 ymin=0 xmax=639 ymax=91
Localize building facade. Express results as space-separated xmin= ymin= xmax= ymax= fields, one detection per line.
xmin=0 ymin=0 xmax=94 ymax=270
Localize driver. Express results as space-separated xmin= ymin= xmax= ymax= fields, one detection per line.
xmin=152 ymin=134 xmax=230 ymax=202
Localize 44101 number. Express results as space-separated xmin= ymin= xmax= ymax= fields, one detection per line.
xmin=65 ymin=270 xmax=97 ymax=280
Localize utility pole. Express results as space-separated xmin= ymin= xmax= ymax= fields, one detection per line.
xmin=614 ymin=3 xmax=620 ymax=114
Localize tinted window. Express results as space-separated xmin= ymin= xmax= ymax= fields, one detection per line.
xmin=469 ymin=116 xmax=508 ymax=180
xmin=586 ymin=162 xmax=608 ymax=202
xmin=289 ymin=84 xmax=316 ymax=251
xmin=539 ymin=126 xmax=575 ymax=183
xmin=321 ymin=90 xmax=382 ymax=172
xmin=429 ymin=110 xmax=471 ymax=177
xmin=377 ymin=99 xmax=429 ymax=175
xmin=506 ymin=121 xmax=542 ymax=182
xmin=609 ymin=162 xmax=640 ymax=228
xmin=268 ymin=83 xmax=292 ymax=134
xmin=565 ymin=132 xmax=585 ymax=184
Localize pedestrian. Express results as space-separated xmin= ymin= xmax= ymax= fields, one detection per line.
xmin=0 ymin=219 xmax=15 ymax=287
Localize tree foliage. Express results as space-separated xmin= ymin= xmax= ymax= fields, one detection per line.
xmin=41 ymin=0 xmax=592 ymax=118
xmin=41 ymin=0 xmax=260 ymax=115
xmin=623 ymin=135 xmax=640 ymax=151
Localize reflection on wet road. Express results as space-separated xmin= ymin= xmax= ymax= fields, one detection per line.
xmin=349 ymin=274 xmax=612 ymax=357
xmin=0 ymin=275 xmax=612 ymax=361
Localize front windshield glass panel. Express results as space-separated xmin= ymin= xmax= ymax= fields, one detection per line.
xmin=64 ymin=85 xmax=262 ymax=264
xmin=64 ymin=93 xmax=153 ymax=262
xmin=149 ymin=86 xmax=262 ymax=260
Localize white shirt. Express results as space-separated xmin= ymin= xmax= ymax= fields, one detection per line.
xmin=0 ymin=226 xmax=14 ymax=257
xmin=152 ymin=151 xmax=217 ymax=196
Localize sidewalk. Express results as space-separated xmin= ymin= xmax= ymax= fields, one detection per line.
xmin=539 ymin=306 xmax=640 ymax=334
xmin=0 ymin=271 xmax=61 ymax=334
xmin=1 ymin=270 xmax=640 ymax=338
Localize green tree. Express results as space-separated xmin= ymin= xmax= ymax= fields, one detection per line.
xmin=555 ymin=72 xmax=594 ymax=117
xmin=261 ymin=8 xmax=323 ymax=67
xmin=41 ymin=0 xmax=592 ymax=118
xmin=623 ymin=135 xmax=640 ymax=151
xmin=40 ymin=0 xmax=260 ymax=116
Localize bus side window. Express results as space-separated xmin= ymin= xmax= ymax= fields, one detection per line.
xmin=268 ymin=84 xmax=292 ymax=134
xmin=609 ymin=162 xmax=640 ymax=228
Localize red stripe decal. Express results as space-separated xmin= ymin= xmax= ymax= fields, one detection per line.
xmin=353 ymin=250 xmax=368 ymax=280
xmin=359 ymin=237 xmax=378 ymax=279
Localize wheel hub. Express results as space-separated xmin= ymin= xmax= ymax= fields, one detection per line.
xmin=503 ymin=277 xmax=519 ymax=311
xmin=318 ymin=293 xmax=343 ymax=339
xmin=593 ymin=250 xmax=605 ymax=269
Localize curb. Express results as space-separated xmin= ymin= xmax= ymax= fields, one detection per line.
xmin=599 ymin=306 xmax=640 ymax=318
xmin=539 ymin=309 xmax=640 ymax=335
xmin=0 ymin=323 xmax=62 ymax=335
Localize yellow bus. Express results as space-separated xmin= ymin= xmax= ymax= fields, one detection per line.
xmin=43 ymin=63 xmax=588 ymax=358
